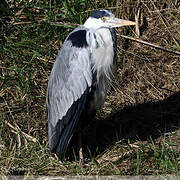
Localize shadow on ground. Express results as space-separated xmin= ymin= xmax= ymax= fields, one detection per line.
xmin=67 ymin=92 xmax=180 ymax=160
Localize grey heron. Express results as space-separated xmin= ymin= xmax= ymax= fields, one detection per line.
xmin=46 ymin=9 xmax=136 ymax=160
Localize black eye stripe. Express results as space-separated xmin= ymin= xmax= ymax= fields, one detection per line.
xmin=90 ymin=10 xmax=111 ymax=19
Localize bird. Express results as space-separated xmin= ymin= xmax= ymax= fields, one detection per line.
xmin=46 ymin=9 xmax=136 ymax=160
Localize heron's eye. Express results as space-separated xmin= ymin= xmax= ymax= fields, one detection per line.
xmin=101 ymin=17 xmax=106 ymax=22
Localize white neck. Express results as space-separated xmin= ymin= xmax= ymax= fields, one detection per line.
xmin=84 ymin=17 xmax=104 ymax=30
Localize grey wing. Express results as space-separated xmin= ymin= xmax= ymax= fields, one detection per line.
xmin=46 ymin=41 xmax=92 ymax=158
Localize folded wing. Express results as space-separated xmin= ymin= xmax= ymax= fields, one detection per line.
xmin=46 ymin=27 xmax=92 ymax=158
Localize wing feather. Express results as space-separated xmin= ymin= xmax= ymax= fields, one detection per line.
xmin=46 ymin=28 xmax=92 ymax=157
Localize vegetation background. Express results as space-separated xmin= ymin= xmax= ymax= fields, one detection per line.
xmin=0 ymin=0 xmax=179 ymax=176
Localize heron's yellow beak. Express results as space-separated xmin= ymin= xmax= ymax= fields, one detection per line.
xmin=108 ymin=18 xmax=136 ymax=28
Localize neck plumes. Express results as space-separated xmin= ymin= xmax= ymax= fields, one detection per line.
xmin=84 ymin=23 xmax=114 ymax=83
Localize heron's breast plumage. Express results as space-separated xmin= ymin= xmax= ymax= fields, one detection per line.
xmin=87 ymin=28 xmax=115 ymax=112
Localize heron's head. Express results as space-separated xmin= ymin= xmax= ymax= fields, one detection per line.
xmin=84 ymin=9 xmax=136 ymax=29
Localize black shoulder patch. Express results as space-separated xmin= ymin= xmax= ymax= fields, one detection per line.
xmin=67 ymin=30 xmax=88 ymax=48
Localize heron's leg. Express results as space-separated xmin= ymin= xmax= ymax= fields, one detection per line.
xmin=78 ymin=130 xmax=83 ymax=164
xmin=78 ymin=121 xmax=83 ymax=165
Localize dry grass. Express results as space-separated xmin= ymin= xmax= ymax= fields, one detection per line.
xmin=0 ymin=0 xmax=179 ymax=176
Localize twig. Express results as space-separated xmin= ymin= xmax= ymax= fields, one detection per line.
xmin=13 ymin=21 xmax=33 ymax=25
xmin=9 ymin=128 xmax=21 ymax=155
xmin=121 ymin=35 xmax=180 ymax=56
xmin=49 ymin=22 xmax=80 ymax=27
xmin=4 ymin=120 xmax=37 ymax=143
xmin=135 ymin=1 xmax=142 ymax=37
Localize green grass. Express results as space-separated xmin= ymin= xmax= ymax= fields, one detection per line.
xmin=0 ymin=0 xmax=180 ymax=176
